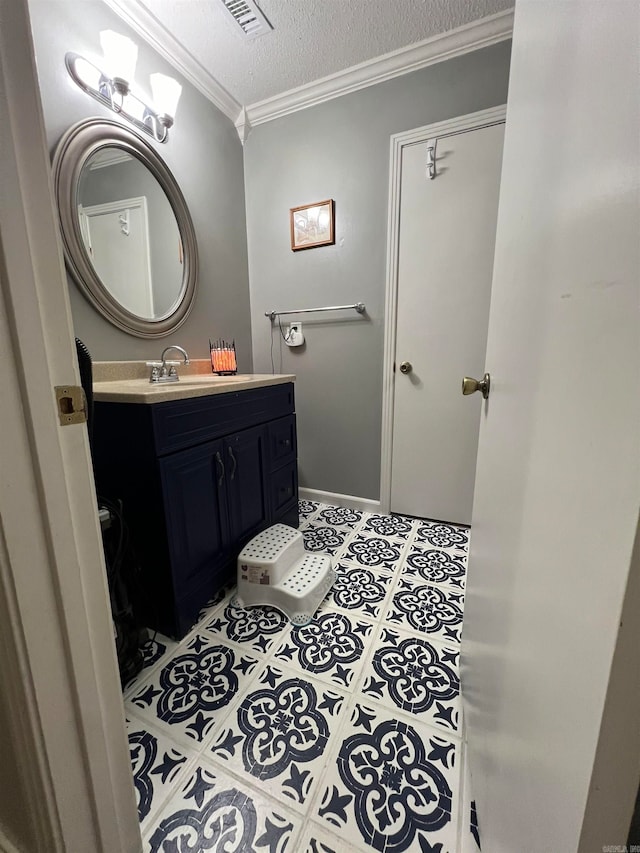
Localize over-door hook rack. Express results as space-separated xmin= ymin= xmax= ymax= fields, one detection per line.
xmin=426 ymin=138 xmax=437 ymax=180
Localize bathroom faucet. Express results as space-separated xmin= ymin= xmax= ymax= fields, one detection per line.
xmin=147 ymin=345 xmax=190 ymax=383
xmin=161 ymin=345 xmax=190 ymax=369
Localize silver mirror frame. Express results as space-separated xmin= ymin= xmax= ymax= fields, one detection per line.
xmin=52 ymin=118 xmax=198 ymax=338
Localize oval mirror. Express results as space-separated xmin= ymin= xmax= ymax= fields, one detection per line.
xmin=52 ymin=118 xmax=198 ymax=338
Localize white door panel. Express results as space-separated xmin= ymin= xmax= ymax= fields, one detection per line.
xmin=391 ymin=124 xmax=504 ymax=523
xmin=0 ymin=0 xmax=141 ymax=848
xmin=462 ymin=1 xmax=640 ymax=850
xmin=80 ymin=196 xmax=153 ymax=317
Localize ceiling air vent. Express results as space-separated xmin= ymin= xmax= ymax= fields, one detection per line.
xmin=220 ymin=0 xmax=273 ymax=39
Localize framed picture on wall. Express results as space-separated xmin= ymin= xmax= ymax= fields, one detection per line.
xmin=290 ymin=199 xmax=335 ymax=251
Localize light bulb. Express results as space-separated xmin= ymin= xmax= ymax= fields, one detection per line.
xmin=126 ymin=94 xmax=146 ymax=122
xmin=99 ymin=30 xmax=138 ymax=85
xmin=74 ymin=56 xmax=102 ymax=91
xmin=150 ymin=73 xmax=182 ymax=120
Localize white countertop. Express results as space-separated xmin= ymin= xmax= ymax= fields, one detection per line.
xmin=92 ymin=361 xmax=295 ymax=404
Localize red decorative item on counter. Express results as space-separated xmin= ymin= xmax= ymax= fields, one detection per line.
xmin=209 ymin=339 xmax=238 ymax=375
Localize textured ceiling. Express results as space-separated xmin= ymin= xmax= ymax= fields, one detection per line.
xmin=134 ymin=0 xmax=513 ymax=106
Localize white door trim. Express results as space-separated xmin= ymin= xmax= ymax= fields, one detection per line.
xmin=379 ymin=104 xmax=507 ymax=514
xmin=0 ymin=0 xmax=140 ymax=850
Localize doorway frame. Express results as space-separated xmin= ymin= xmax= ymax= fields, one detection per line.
xmin=0 ymin=0 xmax=141 ymax=850
xmin=379 ymin=104 xmax=507 ymax=514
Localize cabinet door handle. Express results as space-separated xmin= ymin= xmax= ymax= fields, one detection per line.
xmin=215 ymin=451 xmax=225 ymax=487
xmin=228 ymin=446 xmax=237 ymax=481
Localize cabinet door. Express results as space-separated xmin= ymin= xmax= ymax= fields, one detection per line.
xmin=224 ymin=425 xmax=269 ymax=546
xmin=159 ymin=438 xmax=229 ymax=594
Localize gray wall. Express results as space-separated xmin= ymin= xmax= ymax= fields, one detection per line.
xmin=245 ymin=41 xmax=512 ymax=500
xmin=28 ymin=0 xmax=252 ymax=368
xmin=80 ymin=155 xmax=183 ymax=317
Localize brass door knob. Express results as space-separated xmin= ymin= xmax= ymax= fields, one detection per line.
xmin=462 ymin=373 xmax=490 ymax=399
xmin=399 ymin=361 xmax=413 ymax=374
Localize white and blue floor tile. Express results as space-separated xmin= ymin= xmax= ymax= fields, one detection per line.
xmin=207 ymin=663 xmax=347 ymax=811
xmin=387 ymin=576 xmax=465 ymax=644
xmin=313 ymin=699 xmax=461 ymax=853
xmin=201 ymin=602 xmax=290 ymax=656
xmin=124 ymin=501 xmax=479 ymax=852
xmin=271 ymin=605 xmax=376 ymax=690
xmin=296 ymin=820 xmax=348 ymax=853
xmin=143 ymin=759 xmax=303 ymax=852
xmin=129 ymin=633 xmax=261 ymax=747
xmin=470 ymin=800 xmax=481 ymax=851
xmin=403 ymin=542 xmax=467 ymax=592
xmin=127 ymin=717 xmax=197 ymax=831
xmin=359 ymin=512 xmax=415 ymax=542
xmin=414 ymin=520 xmax=470 ymax=556
xmin=298 ymin=499 xmax=324 ymax=521
xmin=324 ymin=561 xmax=394 ymax=620
xmin=301 ymin=522 xmax=353 ymax=556
xmin=359 ymin=624 xmax=462 ymax=735
xmin=339 ymin=531 xmax=407 ymax=573
xmin=313 ymin=504 xmax=364 ymax=529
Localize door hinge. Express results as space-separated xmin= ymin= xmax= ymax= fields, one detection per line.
xmin=55 ymin=385 xmax=87 ymax=425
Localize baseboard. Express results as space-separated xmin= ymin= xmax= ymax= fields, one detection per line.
xmin=299 ymin=487 xmax=381 ymax=514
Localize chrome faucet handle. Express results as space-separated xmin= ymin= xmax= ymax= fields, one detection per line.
xmin=146 ymin=359 xmax=181 ymax=383
xmin=159 ymin=359 xmax=182 ymax=380
xmin=146 ymin=361 xmax=163 ymax=382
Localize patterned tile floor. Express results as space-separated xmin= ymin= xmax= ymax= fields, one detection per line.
xmin=123 ymin=500 xmax=481 ymax=853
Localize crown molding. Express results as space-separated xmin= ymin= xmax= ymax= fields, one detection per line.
xmin=234 ymin=106 xmax=251 ymax=145
xmin=99 ymin=2 xmax=512 ymax=139
xmin=246 ymin=9 xmax=514 ymax=127
xmin=101 ymin=0 xmax=242 ymax=123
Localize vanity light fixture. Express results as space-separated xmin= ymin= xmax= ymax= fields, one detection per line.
xmin=65 ymin=31 xmax=182 ymax=143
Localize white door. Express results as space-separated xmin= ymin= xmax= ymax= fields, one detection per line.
xmin=0 ymin=0 xmax=140 ymax=850
xmin=391 ymin=122 xmax=504 ymax=524
xmin=462 ymin=1 xmax=640 ymax=851
xmin=79 ymin=196 xmax=154 ymax=317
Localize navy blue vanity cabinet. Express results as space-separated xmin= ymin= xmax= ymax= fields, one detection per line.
xmin=223 ymin=424 xmax=270 ymax=544
xmin=159 ymin=438 xmax=230 ymax=637
xmin=267 ymin=415 xmax=298 ymax=516
xmin=93 ymin=382 xmax=298 ymax=639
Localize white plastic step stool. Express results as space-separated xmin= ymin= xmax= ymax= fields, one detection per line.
xmin=231 ymin=524 xmax=335 ymax=625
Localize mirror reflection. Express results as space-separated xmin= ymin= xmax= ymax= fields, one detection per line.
xmin=77 ymin=147 xmax=184 ymax=320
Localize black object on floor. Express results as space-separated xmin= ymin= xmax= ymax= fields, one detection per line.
xmin=100 ymin=497 xmax=145 ymax=687
xmin=75 ymin=337 xmax=144 ymax=686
